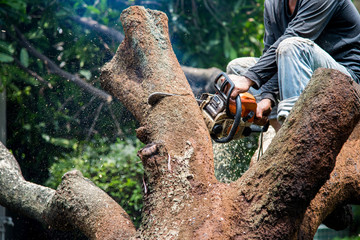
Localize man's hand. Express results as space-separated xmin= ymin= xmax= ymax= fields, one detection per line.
xmin=228 ymin=74 xmax=254 ymax=99
xmin=254 ymin=98 xmax=272 ymax=126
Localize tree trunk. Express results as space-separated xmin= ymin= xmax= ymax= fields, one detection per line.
xmin=100 ymin=6 xmax=360 ymax=239
xmin=1 ymin=6 xmax=360 ymax=240
xmin=0 ymin=141 xmax=136 ymax=239
xmin=299 ymin=120 xmax=360 ymax=238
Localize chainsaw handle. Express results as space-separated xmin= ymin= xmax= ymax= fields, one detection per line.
xmin=212 ymin=72 xmax=243 ymax=143
xmin=214 ymin=72 xmax=237 ymax=117
xmin=212 ymin=95 xmax=242 ymax=143
xmin=249 ymin=120 xmax=270 ymax=133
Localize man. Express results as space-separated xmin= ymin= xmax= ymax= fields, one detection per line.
xmin=227 ymin=0 xmax=360 ymax=128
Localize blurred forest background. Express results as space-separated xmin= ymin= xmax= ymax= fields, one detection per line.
xmin=0 ymin=0 xmax=359 ymax=239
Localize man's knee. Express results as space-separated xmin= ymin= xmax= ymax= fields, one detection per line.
xmin=276 ymin=37 xmax=314 ymax=56
xmin=226 ymin=57 xmax=258 ymax=75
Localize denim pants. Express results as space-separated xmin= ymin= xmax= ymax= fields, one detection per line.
xmin=227 ymin=37 xmax=353 ymax=121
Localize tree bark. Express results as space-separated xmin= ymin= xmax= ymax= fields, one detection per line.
xmin=1 ymin=6 xmax=360 ymax=240
xmin=0 ymin=141 xmax=136 ymax=240
xmin=0 ymin=141 xmax=54 ymax=225
xmin=45 ymin=170 xmax=136 ymax=239
xmin=299 ymin=120 xmax=360 ymax=238
xmin=100 ymin=6 xmax=360 ymax=239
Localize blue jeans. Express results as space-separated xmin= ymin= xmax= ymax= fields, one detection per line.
xmin=227 ymin=37 xmax=354 ymax=121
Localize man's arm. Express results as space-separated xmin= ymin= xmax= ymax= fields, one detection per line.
xmin=230 ymin=0 xmax=340 ymax=119
xmin=259 ymin=73 xmax=279 ymax=105
xmin=244 ymin=0 xmax=340 ymax=88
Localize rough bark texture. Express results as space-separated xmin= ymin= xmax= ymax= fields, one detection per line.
xmin=0 ymin=141 xmax=55 ymax=224
xmin=234 ymin=69 xmax=360 ymax=239
xmin=45 ymin=170 xmax=136 ymax=239
xmin=68 ymin=13 xmax=222 ymax=93
xmin=2 ymin=6 xmax=360 ymax=240
xmin=0 ymin=141 xmax=135 ymax=240
xmin=100 ymin=6 xmax=360 ymax=239
xmin=100 ymin=7 xmax=217 ymax=239
xmin=299 ymin=121 xmax=360 ymax=238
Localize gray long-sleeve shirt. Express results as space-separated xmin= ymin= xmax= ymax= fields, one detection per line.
xmin=244 ymin=0 xmax=360 ymax=103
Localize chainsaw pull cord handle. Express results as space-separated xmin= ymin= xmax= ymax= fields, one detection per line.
xmin=212 ymin=72 xmax=242 ymax=143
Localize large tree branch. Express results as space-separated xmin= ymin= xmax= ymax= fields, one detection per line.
xmin=100 ymin=7 xmax=360 ymax=238
xmin=11 ymin=26 xmax=112 ymax=102
xmin=45 ymin=170 xmax=136 ymax=239
xmin=100 ymin=6 xmax=214 ymax=183
xmin=100 ymin=7 xmax=217 ymax=238
xmin=5 ymin=6 xmax=360 ymax=239
xmin=231 ymin=69 xmax=360 ymax=239
xmin=0 ymin=142 xmax=55 ymax=224
xmin=0 ymin=142 xmax=136 ymax=239
xmin=299 ymin=120 xmax=360 ymax=238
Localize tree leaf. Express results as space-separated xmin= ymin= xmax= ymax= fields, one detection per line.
xmin=0 ymin=40 xmax=14 ymax=54
xmin=230 ymin=46 xmax=238 ymax=60
xmin=0 ymin=53 xmax=13 ymax=62
xmin=86 ymin=6 xmax=101 ymax=15
xmin=20 ymin=48 xmax=29 ymax=67
xmin=79 ymin=70 xmax=92 ymax=80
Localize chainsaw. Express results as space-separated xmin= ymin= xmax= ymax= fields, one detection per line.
xmin=147 ymin=72 xmax=268 ymax=143
xmin=197 ymin=72 xmax=268 ymax=143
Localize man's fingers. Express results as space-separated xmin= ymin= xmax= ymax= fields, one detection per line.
xmin=254 ymin=100 xmax=272 ymax=126
xmin=256 ymin=107 xmax=263 ymax=119
xmin=254 ymin=116 xmax=268 ymax=126
xmin=230 ymin=90 xmax=240 ymax=99
xmin=227 ymin=75 xmax=253 ymax=99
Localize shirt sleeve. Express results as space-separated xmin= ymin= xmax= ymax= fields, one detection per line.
xmin=259 ymin=73 xmax=279 ymax=106
xmin=244 ymin=0 xmax=340 ymax=89
xmin=263 ymin=12 xmax=276 ymax=54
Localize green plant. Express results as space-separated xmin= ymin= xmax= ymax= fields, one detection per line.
xmin=333 ymin=237 xmax=360 ymax=240
xmin=46 ymin=138 xmax=144 ymax=227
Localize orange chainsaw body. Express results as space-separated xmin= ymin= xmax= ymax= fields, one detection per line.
xmin=198 ymin=72 xmax=264 ymax=143
xmin=228 ymin=92 xmax=257 ymax=122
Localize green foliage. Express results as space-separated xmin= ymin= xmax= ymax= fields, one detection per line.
xmin=20 ymin=48 xmax=29 ymax=67
xmin=0 ymin=0 xmax=27 ymax=24
xmin=46 ymin=138 xmax=144 ymax=227
xmin=333 ymin=237 xmax=360 ymax=240
xmin=0 ymin=52 xmax=13 ymax=62
xmin=0 ymin=40 xmax=15 ymax=63
xmin=1 ymin=0 xmax=138 ymax=184
xmin=168 ymin=0 xmax=265 ymax=68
